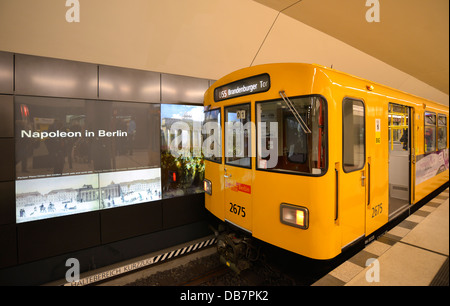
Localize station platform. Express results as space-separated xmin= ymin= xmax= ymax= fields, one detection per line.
xmin=313 ymin=188 xmax=449 ymax=286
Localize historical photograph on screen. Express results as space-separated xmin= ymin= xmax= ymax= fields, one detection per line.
xmin=99 ymin=168 xmax=162 ymax=209
xmin=16 ymin=173 xmax=100 ymax=223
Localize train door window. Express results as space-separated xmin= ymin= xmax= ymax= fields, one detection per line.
xmin=388 ymin=104 xmax=410 ymax=152
xmin=256 ymin=96 xmax=327 ymax=175
xmin=424 ymin=112 xmax=436 ymax=153
xmin=388 ymin=103 xmax=411 ymax=210
xmin=225 ymin=104 xmax=251 ymax=168
xmin=203 ymin=108 xmax=222 ymax=163
xmin=342 ymin=98 xmax=365 ymax=172
xmin=437 ymin=114 xmax=447 ymax=151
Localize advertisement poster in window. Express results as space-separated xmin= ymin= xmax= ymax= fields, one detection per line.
xmin=416 ymin=149 xmax=449 ymax=185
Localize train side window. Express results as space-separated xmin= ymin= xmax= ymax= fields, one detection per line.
xmin=437 ymin=114 xmax=447 ymax=151
xmin=342 ymin=98 xmax=365 ymax=172
xmin=224 ymin=104 xmax=251 ymax=168
xmin=424 ymin=112 xmax=436 ymax=153
xmin=203 ymin=108 xmax=222 ymax=163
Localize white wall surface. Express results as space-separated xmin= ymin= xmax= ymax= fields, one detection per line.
xmin=0 ymin=0 xmax=447 ymax=105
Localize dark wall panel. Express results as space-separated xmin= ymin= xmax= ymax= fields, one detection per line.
xmin=100 ymin=201 xmax=163 ymax=244
xmin=0 ymin=95 xmax=13 ymax=137
xmin=17 ymin=212 xmax=101 ymax=263
xmin=0 ymin=181 xmax=15 ymax=226
xmin=161 ymin=74 xmax=209 ymax=104
xmin=0 ymin=52 xmax=13 ymax=94
xmin=163 ymin=193 xmax=206 ymax=229
xmin=1 ymin=53 xmax=211 ymax=281
xmin=0 ymin=220 xmax=210 ymax=285
xmin=99 ymin=65 xmax=160 ymax=102
xmin=0 ymin=224 xmax=17 ymax=269
xmin=0 ymin=138 xmax=14 ymax=182
xmin=15 ymin=54 xmax=98 ymax=99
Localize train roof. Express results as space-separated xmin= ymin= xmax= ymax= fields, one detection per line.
xmin=207 ymin=63 xmax=448 ymax=113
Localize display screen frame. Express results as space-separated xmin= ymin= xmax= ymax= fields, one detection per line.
xmin=14 ymin=96 xmax=162 ymax=223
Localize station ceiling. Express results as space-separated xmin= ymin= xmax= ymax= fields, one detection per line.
xmin=254 ymin=0 xmax=449 ymax=95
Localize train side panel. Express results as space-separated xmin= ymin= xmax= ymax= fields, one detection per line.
xmin=364 ymin=89 xmax=390 ymax=236
xmin=413 ymin=104 xmax=449 ymax=204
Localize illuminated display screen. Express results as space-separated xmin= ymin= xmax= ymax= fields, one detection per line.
xmin=160 ymin=104 xmax=204 ymax=198
xmin=99 ymin=168 xmax=161 ymax=209
xmin=15 ymin=96 xmax=161 ymax=223
xmin=214 ymin=73 xmax=270 ymax=102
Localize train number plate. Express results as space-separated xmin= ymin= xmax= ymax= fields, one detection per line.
xmin=229 ymin=202 xmax=246 ymax=217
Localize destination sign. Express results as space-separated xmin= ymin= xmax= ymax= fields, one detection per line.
xmin=214 ymin=73 xmax=270 ymax=102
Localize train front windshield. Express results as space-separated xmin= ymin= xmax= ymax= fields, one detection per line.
xmin=256 ymin=95 xmax=327 ymax=175
xmin=203 ymin=95 xmax=327 ymax=176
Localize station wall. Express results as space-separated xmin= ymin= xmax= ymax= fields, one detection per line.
xmin=0 ymin=51 xmax=214 ymax=285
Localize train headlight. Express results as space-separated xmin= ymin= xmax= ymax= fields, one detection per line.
xmin=203 ymin=179 xmax=212 ymax=195
xmin=280 ymin=204 xmax=309 ymax=229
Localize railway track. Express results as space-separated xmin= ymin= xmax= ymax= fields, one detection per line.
xmin=176 ymin=265 xmax=231 ymax=286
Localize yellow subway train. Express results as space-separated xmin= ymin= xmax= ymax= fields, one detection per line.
xmin=202 ymin=63 xmax=449 ymax=263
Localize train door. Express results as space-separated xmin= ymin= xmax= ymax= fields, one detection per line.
xmin=223 ymin=103 xmax=253 ymax=232
xmin=340 ymin=98 xmax=366 ymax=248
xmin=388 ymin=103 xmax=412 ymax=219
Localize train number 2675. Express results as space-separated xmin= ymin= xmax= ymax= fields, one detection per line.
xmin=229 ymin=202 xmax=246 ymax=217
xmin=372 ymin=203 xmax=383 ymax=218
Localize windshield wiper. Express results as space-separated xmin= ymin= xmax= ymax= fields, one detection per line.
xmin=279 ymin=91 xmax=312 ymax=134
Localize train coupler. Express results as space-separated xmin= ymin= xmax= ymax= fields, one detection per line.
xmin=216 ymin=232 xmax=259 ymax=274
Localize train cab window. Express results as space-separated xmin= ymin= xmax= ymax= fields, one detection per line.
xmin=256 ymin=96 xmax=326 ymax=175
xmin=342 ymin=98 xmax=365 ymax=172
xmin=425 ymin=112 xmax=436 ymax=153
xmin=225 ymin=104 xmax=251 ymax=168
xmin=437 ymin=114 xmax=447 ymax=151
xmin=203 ymin=108 xmax=222 ymax=163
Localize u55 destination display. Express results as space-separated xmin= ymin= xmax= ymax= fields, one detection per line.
xmin=214 ymin=73 xmax=270 ymax=102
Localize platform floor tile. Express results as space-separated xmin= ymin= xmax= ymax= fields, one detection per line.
xmin=313 ymin=189 xmax=449 ymax=286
